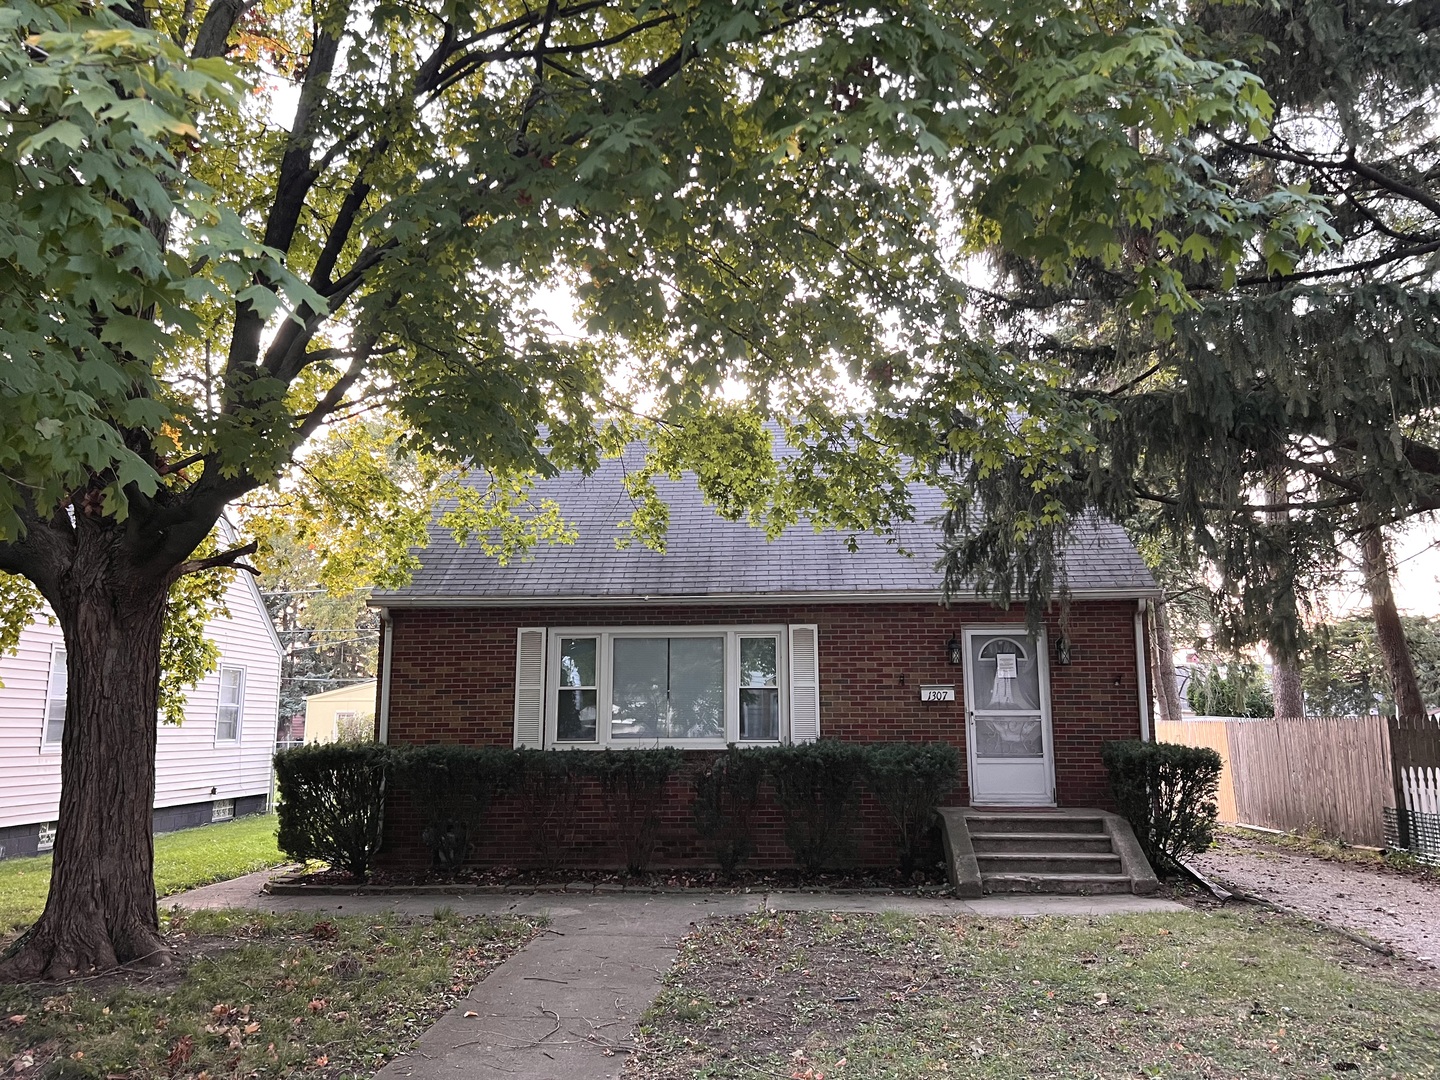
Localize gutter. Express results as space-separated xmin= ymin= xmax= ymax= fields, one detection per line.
xmin=366 ymin=585 xmax=1162 ymax=609
xmin=1134 ymin=598 xmax=1151 ymax=742
xmin=377 ymin=607 xmax=394 ymax=744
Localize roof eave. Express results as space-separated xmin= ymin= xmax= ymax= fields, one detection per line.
xmin=367 ymin=585 xmax=1160 ymax=609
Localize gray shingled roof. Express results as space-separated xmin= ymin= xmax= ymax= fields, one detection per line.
xmin=372 ymin=453 xmax=1157 ymax=606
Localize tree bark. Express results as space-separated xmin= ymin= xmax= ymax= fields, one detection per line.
xmin=1271 ymin=655 xmax=1305 ymax=718
xmin=0 ymin=530 xmax=171 ymax=980
xmin=1151 ymin=597 xmax=1184 ymax=724
xmin=1360 ymin=523 xmax=1426 ymax=719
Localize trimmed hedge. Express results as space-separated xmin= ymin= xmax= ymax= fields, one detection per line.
xmin=863 ymin=741 xmax=960 ymax=876
xmin=1102 ymin=739 xmax=1223 ymax=873
xmin=392 ymin=745 xmax=516 ymax=871
xmin=692 ymin=746 xmax=766 ymax=877
xmin=274 ymin=739 xmax=962 ymax=875
xmin=763 ymin=740 xmax=868 ymax=872
xmin=274 ymin=741 xmax=391 ymax=879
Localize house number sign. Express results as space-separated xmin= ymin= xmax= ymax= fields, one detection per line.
xmin=918 ymin=684 xmax=956 ymax=702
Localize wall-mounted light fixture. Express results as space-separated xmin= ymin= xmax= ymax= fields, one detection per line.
xmin=946 ymin=635 xmax=963 ymax=666
xmin=1055 ymin=633 xmax=1071 ymax=666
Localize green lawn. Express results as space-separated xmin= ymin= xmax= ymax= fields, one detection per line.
xmin=0 ymin=813 xmax=285 ymax=934
xmin=633 ymin=909 xmax=1440 ymax=1079
xmin=0 ymin=909 xmax=539 ymax=1080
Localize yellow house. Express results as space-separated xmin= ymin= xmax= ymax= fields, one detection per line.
xmin=303 ymin=680 xmax=378 ymax=743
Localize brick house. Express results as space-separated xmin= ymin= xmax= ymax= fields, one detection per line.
xmin=369 ymin=454 xmax=1160 ymax=873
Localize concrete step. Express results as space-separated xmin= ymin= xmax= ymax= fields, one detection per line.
xmin=982 ymin=872 xmax=1135 ymax=895
xmin=976 ymin=851 xmax=1124 ymax=875
xmin=964 ymin=813 xmax=1106 ymax=835
xmin=969 ymin=830 xmax=1114 ymax=854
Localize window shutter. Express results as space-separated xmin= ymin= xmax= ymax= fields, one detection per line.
xmin=514 ymin=628 xmax=546 ymax=749
xmin=788 ymin=624 xmax=820 ymax=743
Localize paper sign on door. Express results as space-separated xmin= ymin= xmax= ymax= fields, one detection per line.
xmin=995 ymin=652 xmax=1018 ymax=679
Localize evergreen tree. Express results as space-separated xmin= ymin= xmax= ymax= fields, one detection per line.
xmin=933 ymin=0 xmax=1440 ymax=704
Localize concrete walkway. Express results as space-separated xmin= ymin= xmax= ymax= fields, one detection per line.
xmin=171 ymin=873 xmax=1183 ymax=1079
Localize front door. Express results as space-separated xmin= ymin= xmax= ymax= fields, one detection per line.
xmin=964 ymin=626 xmax=1056 ymax=806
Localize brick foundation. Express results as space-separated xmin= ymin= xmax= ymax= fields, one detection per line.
xmin=378 ymin=599 xmax=1149 ymax=870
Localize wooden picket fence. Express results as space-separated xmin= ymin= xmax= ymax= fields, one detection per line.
xmin=1156 ymin=715 xmax=1394 ymax=846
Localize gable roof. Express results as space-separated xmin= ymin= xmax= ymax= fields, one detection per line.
xmin=373 ymin=451 xmax=1157 ymax=607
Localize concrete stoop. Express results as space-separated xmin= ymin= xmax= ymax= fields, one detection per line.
xmin=940 ymin=808 xmax=1159 ymax=898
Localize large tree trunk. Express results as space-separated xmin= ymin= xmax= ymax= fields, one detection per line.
xmin=1271 ymin=656 xmax=1305 ymax=718
xmin=1360 ymin=524 xmax=1426 ymax=720
xmin=0 ymin=535 xmax=171 ymax=980
xmin=1151 ymin=597 xmax=1184 ymax=724
xmin=1266 ymin=470 xmax=1305 ymax=718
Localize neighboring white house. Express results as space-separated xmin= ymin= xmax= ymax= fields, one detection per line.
xmin=0 ymin=556 xmax=284 ymax=860
xmin=302 ymin=680 xmax=377 ymax=744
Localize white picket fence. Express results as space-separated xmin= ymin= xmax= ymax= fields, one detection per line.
xmin=1402 ymin=765 xmax=1440 ymax=815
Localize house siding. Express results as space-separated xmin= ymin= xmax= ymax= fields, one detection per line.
xmin=379 ymin=599 xmax=1149 ymax=870
xmin=0 ymin=571 xmax=283 ymax=844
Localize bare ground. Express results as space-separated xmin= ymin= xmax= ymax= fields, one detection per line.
xmin=1192 ymin=831 xmax=1440 ymax=968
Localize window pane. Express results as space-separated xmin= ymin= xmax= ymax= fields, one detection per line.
xmin=216 ymin=708 xmax=238 ymax=741
xmin=969 ymin=634 xmax=1041 ymax=712
xmin=667 ymin=637 xmax=723 ymax=739
xmin=740 ymin=687 xmax=779 ymax=741
xmin=47 ymin=649 xmax=67 ymax=701
xmin=974 ymin=716 xmax=1044 ymax=758
xmin=557 ymin=688 xmax=598 ymax=741
xmin=612 ymin=637 xmax=669 ymax=739
xmin=45 ymin=700 xmax=65 ymax=744
xmin=611 ymin=636 xmax=723 ymax=741
xmin=559 ymin=638 xmax=596 ymax=688
xmin=220 ymin=668 xmax=243 ymax=706
xmin=740 ymin=637 xmax=777 ymax=687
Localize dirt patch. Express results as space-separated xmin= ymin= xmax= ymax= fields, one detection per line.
xmin=1192 ymin=831 xmax=1440 ymax=968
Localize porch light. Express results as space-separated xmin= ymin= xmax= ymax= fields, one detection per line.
xmin=946 ymin=635 xmax=962 ymax=666
xmin=1055 ymin=633 xmax=1071 ymax=666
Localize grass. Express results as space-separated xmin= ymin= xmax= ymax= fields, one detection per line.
xmin=0 ymin=908 xmax=540 ymax=1080
xmin=0 ymin=814 xmax=286 ymax=934
xmin=631 ymin=909 xmax=1440 ymax=1079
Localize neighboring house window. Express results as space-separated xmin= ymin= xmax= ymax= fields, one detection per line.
xmin=211 ymin=798 xmax=235 ymax=822
xmin=545 ymin=628 xmax=792 ymax=748
xmin=216 ymin=666 xmax=244 ymax=741
xmin=36 ymin=822 xmax=57 ymax=853
xmin=43 ymin=646 xmax=67 ymax=746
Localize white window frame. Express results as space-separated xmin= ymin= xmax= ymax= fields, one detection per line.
xmin=545 ymin=626 xmax=790 ymax=750
xmin=211 ymin=798 xmax=236 ymax=822
xmin=36 ymin=821 xmax=57 ymax=853
xmin=41 ymin=644 xmax=67 ymax=750
xmin=216 ymin=664 xmax=245 ymax=744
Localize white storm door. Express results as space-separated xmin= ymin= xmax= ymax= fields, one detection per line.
xmin=964 ymin=627 xmax=1056 ymax=806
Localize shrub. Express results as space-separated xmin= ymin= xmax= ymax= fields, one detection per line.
xmin=1102 ymin=740 xmax=1223 ymax=873
xmin=274 ymin=742 xmax=393 ymax=878
xmin=763 ymin=741 xmax=866 ymax=872
xmin=514 ymin=748 xmax=591 ymax=870
xmin=692 ymin=746 xmax=766 ymax=877
xmin=592 ymin=748 xmax=684 ymax=874
xmin=863 ymin=741 xmax=960 ymax=876
xmin=392 ymin=745 xmax=518 ymax=871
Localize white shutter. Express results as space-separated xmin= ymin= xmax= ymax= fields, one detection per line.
xmin=788 ymin=624 xmax=820 ymax=743
xmin=513 ymin=628 xmax=546 ymax=748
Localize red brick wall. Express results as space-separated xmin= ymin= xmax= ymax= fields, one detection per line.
xmin=378 ymin=599 xmax=1149 ymax=870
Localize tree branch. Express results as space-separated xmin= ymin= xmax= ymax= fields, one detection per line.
xmin=169 ymin=541 xmax=259 ymax=583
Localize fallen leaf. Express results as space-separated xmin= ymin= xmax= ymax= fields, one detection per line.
xmin=463 ymin=1011 xmax=479 ymax=1018
xmin=244 ymin=1022 xmax=261 ymax=1034
xmin=315 ymin=1055 xmax=329 ymax=1067
xmin=165 ymin=1034 xmax=194 ymax=1071
xmin=308 ymin=998 xmax=328 ymax=1013
xmin=6 ymin=1015 xmax=24 ymax=1026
